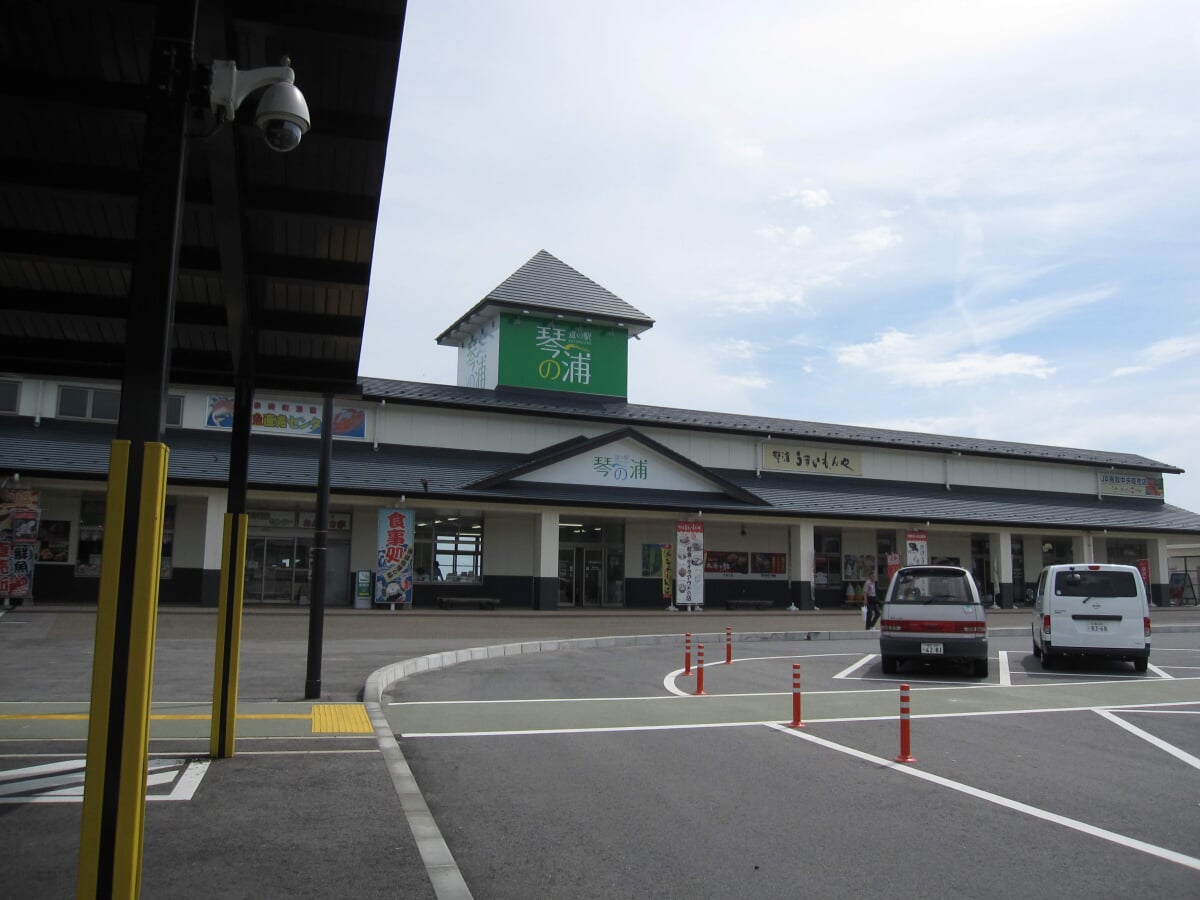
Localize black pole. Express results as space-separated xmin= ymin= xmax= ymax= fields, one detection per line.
xmin=304 ymin=393 xmax=334 ymax=699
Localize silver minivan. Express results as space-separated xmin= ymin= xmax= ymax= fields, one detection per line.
xmin=1032 ymin=563 xmax=1150 ymax=672
xmin=879 ymin=565 xmax=989 ymax=677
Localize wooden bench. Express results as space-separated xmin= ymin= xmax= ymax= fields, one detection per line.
xmin=436 ymin=596 xmax=501 ymax=610
xmin=724 ymin=598 xmax=773 ymax=610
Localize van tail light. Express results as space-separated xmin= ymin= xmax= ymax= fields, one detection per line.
xmin=1042 ymin=615 xmax=1051 ymax=634
xmin=1144 ymin=617 xmax=1151 ymax=638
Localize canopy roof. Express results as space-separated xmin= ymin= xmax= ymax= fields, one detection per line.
xmin=0 ymin=0 xmax=408 ymax=395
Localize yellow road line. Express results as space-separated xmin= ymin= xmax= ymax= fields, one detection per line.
xmin=1 ymin=704 xmax=374 ymax=734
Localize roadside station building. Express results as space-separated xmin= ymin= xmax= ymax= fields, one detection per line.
xmin=3 ymin=251 xmax=1199 ymax=611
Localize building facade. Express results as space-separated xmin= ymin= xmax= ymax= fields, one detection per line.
xmin=3 ymin=252 xmax=1199 ymax=611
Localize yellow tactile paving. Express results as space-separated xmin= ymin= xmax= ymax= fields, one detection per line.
xmin=310 ymin=704 xmax=374 ymax=734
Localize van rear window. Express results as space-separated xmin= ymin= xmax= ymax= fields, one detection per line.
xmin=888 ymin=569 xmax=976 ymax=605
xmin=1053 ymin=570 xmax=1139 ymax=597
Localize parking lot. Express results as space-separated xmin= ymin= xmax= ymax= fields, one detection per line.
xmin=386 ymin=631 xmax=1200 ymax=899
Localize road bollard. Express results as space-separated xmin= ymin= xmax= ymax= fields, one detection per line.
xmin=683 ymin=632 xmax=692 ymax=676
xmin=788 ymin=663 xmax=805 ymax=729
xmin=725 ymin=625 xmax=733 ymax=665
xmin=694 ymin=644 xmax=706 ymax=695
xmin=894 ymin=682 xmax=917 ymax=763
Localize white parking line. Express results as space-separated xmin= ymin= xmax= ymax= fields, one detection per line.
xmin=1094 ymin=709 xmax=1200 ymax=771
xmin=765 ymin=722 xmax=1200 ymax=873
xmin=833 ymin=655 xmax=876 ymax=680
xmin=998 ymin=651 xmax=1012 ymax=687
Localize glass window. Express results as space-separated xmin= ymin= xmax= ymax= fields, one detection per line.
xmin=165 ymin=395 xmax=183 ymax=427
xmin=58 ymin=386 xmax=121 ymax=421
xmin=813 ymin=527 xmax=842 ymax=588
xmin=91 ymin=389 xmax=120 ymax=421
xmin=888 ymin=567 xmax=976 ymax=605
xmin=414 ymin=516 xmax=483 ymax=583
xmin=0 ymin=380 xmax=17 ymax=414
xmin=59 ymin=387 xmax=90 ymax=418
xmin=1105 ymin=539 xmax=1147 ymax=567
xmin=74 ymin=497 xmax=175 ymax=579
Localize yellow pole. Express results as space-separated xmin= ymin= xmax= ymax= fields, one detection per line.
xmin=210 ymin=513 xmax=248 ymax=758
xmin=77 ymin=440 xmax=169 ymax=899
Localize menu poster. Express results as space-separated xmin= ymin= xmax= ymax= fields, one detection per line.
xmin=905 ymin=530 xmax=928 ymax=566
xmin=675 ymin=521 xmax=704 ymax=608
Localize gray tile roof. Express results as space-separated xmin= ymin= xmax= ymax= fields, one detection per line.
xmin=436 ymin=250 xmax=655 ymax=346
xmin=4 ymin=417 xmax=1198 ymax=534
xmin=357 ymin=378 xmax=1183 ymax=474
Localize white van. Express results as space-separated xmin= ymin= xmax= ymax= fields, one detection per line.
xmin=879 ymin=565 xmax=989 ymax=677
xmin=1031 ymin=564 xmax=1150 ymax=672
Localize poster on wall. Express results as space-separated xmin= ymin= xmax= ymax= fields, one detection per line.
xmin=1 ymin=489 xmax=40 ymax=600
xmin=376 ymin=508 xmax=414 ymax=608
xmin=905 ymin=531 xmax=928 ymax=566
xmin=675 ymin=521 xmax=704 ymax=609
xmin=886 ymin=552 xmax=901 ymax=581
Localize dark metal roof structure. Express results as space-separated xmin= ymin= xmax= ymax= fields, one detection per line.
xmin=436 ymin=250 xmax=656 ymax=347
xmin=6 ymin=417 xmax=1199 ymax=534
xmin=358 ymin=377 xmax=1183 ymax=474
xmin=0 ymin=1 xmax=408 ymax=395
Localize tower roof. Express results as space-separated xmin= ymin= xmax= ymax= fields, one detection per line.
xmin=436 ymin=250 xmax=655 ymax=347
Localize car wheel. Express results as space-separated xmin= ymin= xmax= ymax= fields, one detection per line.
xmin=1133 ymin=656 xmax=1148 ymax=673
xmin=972 ymin=658 xmax=989 ymax=678
xmin=881 ymin=655 xmax=898 ymax=675
xmin=1041 ymin=650 xmax=1054 ymax=670
xmin=1032 ymin=632 xmax=1041 ymax=658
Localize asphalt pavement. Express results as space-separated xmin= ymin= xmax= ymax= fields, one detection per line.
xmin=3 ymin=601 xmax=1198 ymax=899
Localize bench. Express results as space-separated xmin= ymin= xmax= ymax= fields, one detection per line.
xmin=724 ymin=598 xmax=773 ymax=610
xmin=436 ymin=596 xmax=501 ymax=610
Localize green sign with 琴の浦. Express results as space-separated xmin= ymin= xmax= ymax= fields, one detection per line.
xmin=497 ymin=313 xmax=628 ymax=396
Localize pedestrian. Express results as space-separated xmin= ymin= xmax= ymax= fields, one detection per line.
xmin=864 ymin=572 xmax=881 ymax=630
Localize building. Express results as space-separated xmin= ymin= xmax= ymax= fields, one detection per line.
xmin=3 ymin=251 xmax=1199 ymax=611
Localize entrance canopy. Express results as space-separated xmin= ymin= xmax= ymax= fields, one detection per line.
xmin=0 ymin=1 xmax=408 ymax=395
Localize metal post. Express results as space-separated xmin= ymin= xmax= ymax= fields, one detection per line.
xmin=305 ymin=394 xmax=334 ymax=699
xmin=77 ymin=4 xmax=198 ymax=896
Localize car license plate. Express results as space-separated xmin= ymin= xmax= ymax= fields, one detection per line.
xmin=1087 ymin=623 xmax=1108 ymax=632
xmin=920 ymin=642 xmax=944 ymax=655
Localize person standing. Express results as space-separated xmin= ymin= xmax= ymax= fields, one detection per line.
xmin=864 ymin=572 xmax=881 ymax=630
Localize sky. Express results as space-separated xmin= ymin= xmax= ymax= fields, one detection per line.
xmin=362 ymin=0 xmax=1200 ymax=515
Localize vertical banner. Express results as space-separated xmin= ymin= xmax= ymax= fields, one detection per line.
xmin=661 ymin=544 xmax=673 ymax=599
xmin=905 ymin=530 xmax=928 ymax=566
xmin=376 ymin=509 xmax=414 ymax=608
xmin=0 ymin=489 xmax=40 ymax=601
xmin=886 ymin=552 xmax=901 ymax=581
xmin=675 ymin=521 xmax=704 ymax=609
xmin=1136 ymin=558 xmax=1150 ymax=588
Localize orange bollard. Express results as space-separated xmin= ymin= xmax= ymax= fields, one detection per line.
xmin=693 ymin=644 xmax=706 ymax=695
xmin=895 ymin=682 xmax=917 ymax=763
xmin=787 ymin=663 xmax=805 ymax=729
xmin=683 ymin=632 xmax=692 ymax=676
xmin=725 ymin=625 xmax=733 ymax=665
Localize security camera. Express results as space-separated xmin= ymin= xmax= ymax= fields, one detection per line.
xmin=208 ymin=58 xmax=311 ymax=152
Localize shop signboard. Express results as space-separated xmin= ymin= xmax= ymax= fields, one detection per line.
xmin=497 ymin=313 xmax=627 ymax=397
xmin=675 ymin=521 xmax=704 ymax=609
xmin=376 ymin=508 xmax=414 ymax=608
xmin=761 ymin=444 xmax=862 ymax=477
xmin=1099 ymin=473 xmax=1164 ymax=498
xmin=206 ymin=396 xmax=367 ymax=439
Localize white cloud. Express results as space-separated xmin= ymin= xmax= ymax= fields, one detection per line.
xmin=1110 ymin=333 xmax=1200 ymax=377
